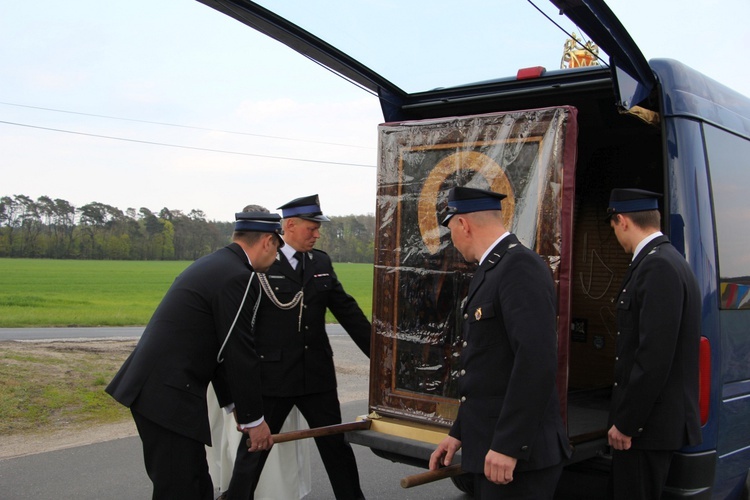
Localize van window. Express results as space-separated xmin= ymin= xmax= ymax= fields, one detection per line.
xmin=705 ymin=124 xmax=750 ymax=309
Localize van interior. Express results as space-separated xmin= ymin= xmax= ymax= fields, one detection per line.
xmin=533 ymin=74 xmax=663 ymax=454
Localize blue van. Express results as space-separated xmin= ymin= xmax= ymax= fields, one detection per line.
xmin=199 ymin=0 xmax=750 ymax=497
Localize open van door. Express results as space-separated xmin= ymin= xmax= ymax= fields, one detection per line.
xmin=197 ymin=0 xmax=657 ymax=113
xmin=549 ymin=0 xmax=656 ymax=109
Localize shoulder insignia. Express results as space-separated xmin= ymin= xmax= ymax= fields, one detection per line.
xmin=487 ymin=252 xmax=503 ymax=264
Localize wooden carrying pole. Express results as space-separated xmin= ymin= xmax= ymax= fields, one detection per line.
xmin=400 ymin=464 xmax=464 ymax=488
xmin=247 ymin=419 xmax=371 ymax=447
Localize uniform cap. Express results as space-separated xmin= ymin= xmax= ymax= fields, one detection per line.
xmin=441 ymin=187 xmax=506 ymax=227
xmin=606 ymin=188 xmax=662 ymax=221
xmin=234 ymin=212 xmax=285 ymax=247
xmin=278 ymin=194 xmax=330 ymax=222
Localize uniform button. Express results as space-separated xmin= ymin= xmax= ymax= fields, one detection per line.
xmin=260 ymin=355 xmax=265 ymax=359
xmin=615 ymin=356 xmax=619 ymax=361
xmin=463 ymin=313 xmax=469 ymax=319
xmin=614 ymin=382 xmax=618 ymax=387
xmin=304 ymin=345 xmax=308 ymax=350
xmin=186 ymin=384 xmax=190 ymax=389
xmin=617 ymin=331 xmax=620 ymax=336
xmin=305 ymin=326 xmax=309 ymax=330
xmin=638 ymin=427 xmax=644 ymax=432
xmin=521 ymin=445 xmax=529 ymax=451
xmin=303 ymin=305 xmax=307 ymax=309
xmin=460 ymin=369 xmax=466 ymax=376
xmin=275 ymin=286 xmax=280 ymax=291
xmin=462 ymin=341 xmax=468 ymax=348
xmin=460 ymin=396 xmax=466 ymax=402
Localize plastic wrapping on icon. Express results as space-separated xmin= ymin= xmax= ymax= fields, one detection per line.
xmin=369 ymin=107 xmax=578 ymax=425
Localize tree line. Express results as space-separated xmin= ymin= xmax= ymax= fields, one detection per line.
xmin=0 ymin=194 xmax=375 ymax=263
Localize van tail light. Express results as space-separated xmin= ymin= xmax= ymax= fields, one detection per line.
xmin=699 ymin=336 xmax=711 ymax=425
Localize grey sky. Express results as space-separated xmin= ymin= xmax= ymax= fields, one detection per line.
xmin=2 ymin=0 xmax=747 ymax=220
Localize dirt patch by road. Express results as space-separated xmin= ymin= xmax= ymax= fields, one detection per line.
xmin=0 ymin=419 xmax=138 ymax=460
xmin=0 ymin=339 xmax=138 ymax=460
xmin=0 ymin=337 xmax=370 ymax=460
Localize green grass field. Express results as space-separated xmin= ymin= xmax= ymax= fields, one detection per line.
xmin=0 ymin=258 xmax=373 ymax=327
xmin=0 ymin=258 xmax=374 ymax=437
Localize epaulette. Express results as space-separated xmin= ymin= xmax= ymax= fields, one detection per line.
xmin=646 ymin=245 xmax=663 ymax=257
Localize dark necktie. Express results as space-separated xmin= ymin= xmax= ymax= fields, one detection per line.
xmin=294 ymin=251 xmax=305 ymax=277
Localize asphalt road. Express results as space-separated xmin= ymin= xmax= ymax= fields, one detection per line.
xmin=0 ymin=327 xmax=602 ymax=499
xmin=0 ymin=324 xmax=347 ymax=341
xmin=0 ymin=399 xmax=469 ymax=500
xmin=0 ymin=326 xmax=469 ymax=499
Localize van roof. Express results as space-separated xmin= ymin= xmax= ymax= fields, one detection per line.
xmin=652 ymin=59 xmax=750 ymax=139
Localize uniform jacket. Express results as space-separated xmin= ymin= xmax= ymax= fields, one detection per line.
xmin=449 ymin=234 xmax=570 ymax=473
xmin=253 ymin=248 xmax=371 ymax=397
xmin=610 ymin=235 xmax=702 ymax=450
xmin=106 ymin=243 xmax=263 ymax=445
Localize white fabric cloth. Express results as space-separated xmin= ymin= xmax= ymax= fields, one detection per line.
xmin=206 ymin=384 xmax=311 ymax=499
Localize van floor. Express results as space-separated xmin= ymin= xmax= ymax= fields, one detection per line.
xmin=567 ymin=387 xmax=611 ymax=441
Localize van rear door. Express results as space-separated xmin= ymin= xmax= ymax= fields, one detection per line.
xmin=196 ymin=0 xmax=657 ymax=112
xmin=548 ymin=0 xmax=656 ymax=109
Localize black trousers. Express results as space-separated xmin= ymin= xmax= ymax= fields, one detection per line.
xmin=131 ymin=408 xmax=214 ymax=500
xmin=607 ymin=448 xmax=673 ymax=500
xmin=472 ymin=462 xmax=563 ymax=499
xmin=226 ymin=390 xmax=364 ymax=500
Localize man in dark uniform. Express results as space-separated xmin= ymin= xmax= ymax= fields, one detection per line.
xmin=429 ymin=187 xmax=570 ymax=499
xmin=605 ymin=188 xmax=702 ymax=499
xmin=106 ymin=209 xmax=284 ymax=500
xmin=226 ymin=194 xmax=371 ymax=500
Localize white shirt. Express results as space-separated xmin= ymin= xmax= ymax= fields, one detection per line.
xmin=279 ymin=241 xmax=302 ymax=269
xmin=479 ymin=231 xmax=511 ymax=265
xmin=633 ymin=231 xmax=663 ymax=261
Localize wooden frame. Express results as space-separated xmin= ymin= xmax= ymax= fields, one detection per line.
xmin=370 ymin=108 xmax=577 ymax=426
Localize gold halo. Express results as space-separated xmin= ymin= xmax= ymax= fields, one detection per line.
xmin=417 ymin=151 xmax=515 ymax=254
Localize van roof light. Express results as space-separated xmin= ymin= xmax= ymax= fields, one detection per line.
xmin=517 ymin=66 xmax=546 ymax=80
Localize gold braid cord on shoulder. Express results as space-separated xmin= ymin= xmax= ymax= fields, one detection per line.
xmin=257 ymin=273 xmax=304 ymax=331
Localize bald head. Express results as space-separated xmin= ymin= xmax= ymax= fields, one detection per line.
xmin=446 ymin=209 xmax=507 ymax=264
